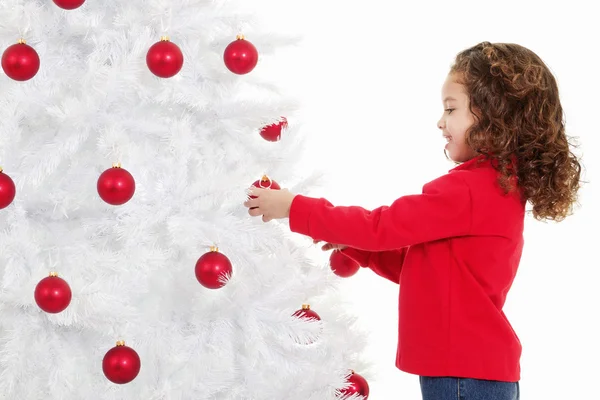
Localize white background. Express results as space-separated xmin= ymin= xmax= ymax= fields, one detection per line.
xmin=267 ymin=0 xmax=600 ymax=398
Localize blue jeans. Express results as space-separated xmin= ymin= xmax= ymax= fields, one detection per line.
xmin=420 ymin=376 xmax=520 ymax=400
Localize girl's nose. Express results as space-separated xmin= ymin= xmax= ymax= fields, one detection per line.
xmin=437 ymin=116 xmax=445 ymax=130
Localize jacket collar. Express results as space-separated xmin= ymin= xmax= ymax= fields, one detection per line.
xmin=449 ymin=155 xmax=489 ymax=172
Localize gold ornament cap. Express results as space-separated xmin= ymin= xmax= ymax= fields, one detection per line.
xmin=209 ymin=245 xmax=219 ymax=252
xmin=17 ymin=38 xmax=26 ymax=44
xmin=116 ymin=340 xmax=125 ymax=346
xmin=49 ymin=271 xmax=58 ymax=277
xmin=160 ymin=36 xmax=170 ymax=42
xmin=0 ymin=166 xmax=3 ymax=173
xmin=112 ymin=162 xmax=121 ymax=168
xmin=301 ymin=304 xmax=310 ymax=310
xmin=236 ymin=34 xmax=245 ymax=40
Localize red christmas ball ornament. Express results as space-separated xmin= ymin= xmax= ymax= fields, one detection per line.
xmin=102 ymin=340 xmax=141 ymax=384
xmin=1 ymin=39 xmax=40 ymax=81
xmin=52 ymin=0 xmax=86 ymax=10
xmin=248 ymin=175 xmax=281 ymax=209
xmin=223 ymin=34 xmax=258 ymax=75
xmin=292 ymin=304 xmax=321 ymax=321
xmin=259 ymin=117 xmax=288 ymax=142
xmin=0 ymin=167 xmax=16 ymax=210
xmin=339 ymin=370 xmax=370 ymax=399
xmin=250 ymin=175 xmax=280 ymax=197
xmin=34 ymin=272 xmax=72 ymax=314
xmin=329 ymin=250 xmax=360 ymax=278
xmin=292 ymin=304 xmax=321 ymax=345
xmin=146 ymin=36 xmax=184 ymax=78
xmin=97 ymin=163 xmax=135 ymax=205
xmin=195 ymin=246 xmax=233 ymax=289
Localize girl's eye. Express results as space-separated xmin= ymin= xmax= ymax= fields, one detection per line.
xmin=445 ymin=108 xmax=455 ymax=114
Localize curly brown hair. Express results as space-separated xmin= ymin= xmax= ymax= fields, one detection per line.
xmin=449 ymin=42 xmax=582 ymax=222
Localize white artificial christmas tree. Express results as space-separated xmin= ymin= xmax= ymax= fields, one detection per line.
xmin=0 ymin=0 xmax=371 ymax=399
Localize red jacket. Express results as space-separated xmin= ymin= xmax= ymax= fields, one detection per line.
xmin=288 ymin=156 xmax=525 ymax=382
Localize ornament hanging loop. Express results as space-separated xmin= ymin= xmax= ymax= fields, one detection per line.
xmin=259 ymin=175 xmax=272 ymax=189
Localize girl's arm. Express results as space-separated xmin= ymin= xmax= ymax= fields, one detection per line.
xmin=289 ymin=172 xmax=472 ymax=251
xmin=342 ymin=247 xmax=407 ymax=284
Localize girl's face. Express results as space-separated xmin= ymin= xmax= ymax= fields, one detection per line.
xmin=437 ymin=74 xmax=477 ymax=163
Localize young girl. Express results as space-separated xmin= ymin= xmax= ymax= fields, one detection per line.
xmin=244 ymin=41 xmax=581 ymax=400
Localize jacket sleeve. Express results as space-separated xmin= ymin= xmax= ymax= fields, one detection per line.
xmin=342 ymin=247 xmax=408 ymax=284
xmin=288 ymin=172 xmax=472 ymax=251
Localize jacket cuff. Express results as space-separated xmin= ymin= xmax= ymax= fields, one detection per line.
xmin=289 ymin=195 xmax=318 ymax=237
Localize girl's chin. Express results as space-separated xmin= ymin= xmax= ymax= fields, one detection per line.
xmin=445 ymin=147 xmax=471 ymax=163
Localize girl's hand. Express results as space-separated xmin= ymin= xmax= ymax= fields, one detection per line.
xmin=313 ymin=239 xmax=347 ymax=252
xmin=244 ymin=187 xmax=296 ymax=222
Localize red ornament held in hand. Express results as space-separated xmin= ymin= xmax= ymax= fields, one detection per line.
xmin=0 ymin=167 xmax=16 ymax=209
xmin=259 ymin=117 xmax=288 ymax=142
xmin=52 ymin=0 xmax=86 ymax=9
xmin=97 ymin=163 xmax=135 ymax=205
xmin=339 ymin=370 xmax=370 ymax=399
xmin=34 ymin=272 xmax=72 ymax=314
xmin=329 ymin=250 xmax=360 ymax=278
xmin=248 ymin=175 xmax=280 ymax=209
xmin=146 ymin=36 xmax=184 ymax=78
xmin=1 ymin=39 xmax=40 ymax=81
xmin=102 ymin=341 xmax=141 ymax=384
xmin=250 ymin=175 xmax=280 ymax=195
xmin=195 ymin=246 xmax=233 ymax=289
xmin=223 ymin=35 xmax=258 ymax=75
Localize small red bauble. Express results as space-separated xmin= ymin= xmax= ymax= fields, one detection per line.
xmin=52 ymin=0 xmax=86 ymax=10
xmin=329 ymin=250 xmax=360 ymax=278
xmin=292 ymin=304 xmax=321 ymax=321
xmin=1 ymin=39 xmax=40 ymax=81
xmin=223 ymin=35 xmax=258 ymax=75
xmin=249 ymin=175 xmax=280 ymax=209
xmin=339 ymin=370 xmax=370 ymax=399
xmin=259 ymin=117 xmax=288 ymax=142
xmin=250 ymin=175 xmax=280 ymax=197
xmin=146 ymin=36 xmax=184 ymax=78
xmin=34 ymin=272 xmax=72 ymax=314
xmin=292 ymin=304 xmax=321 ymax=345
xmin=102 ymin=341 xmax=141 ymax=384
xmin=0 ymin=167 xmax=16 ymax=209
xmin=195 ymin=246 xmax=233 ymax=289
xmin=97 ymin=163 xmax=135 ymax=205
